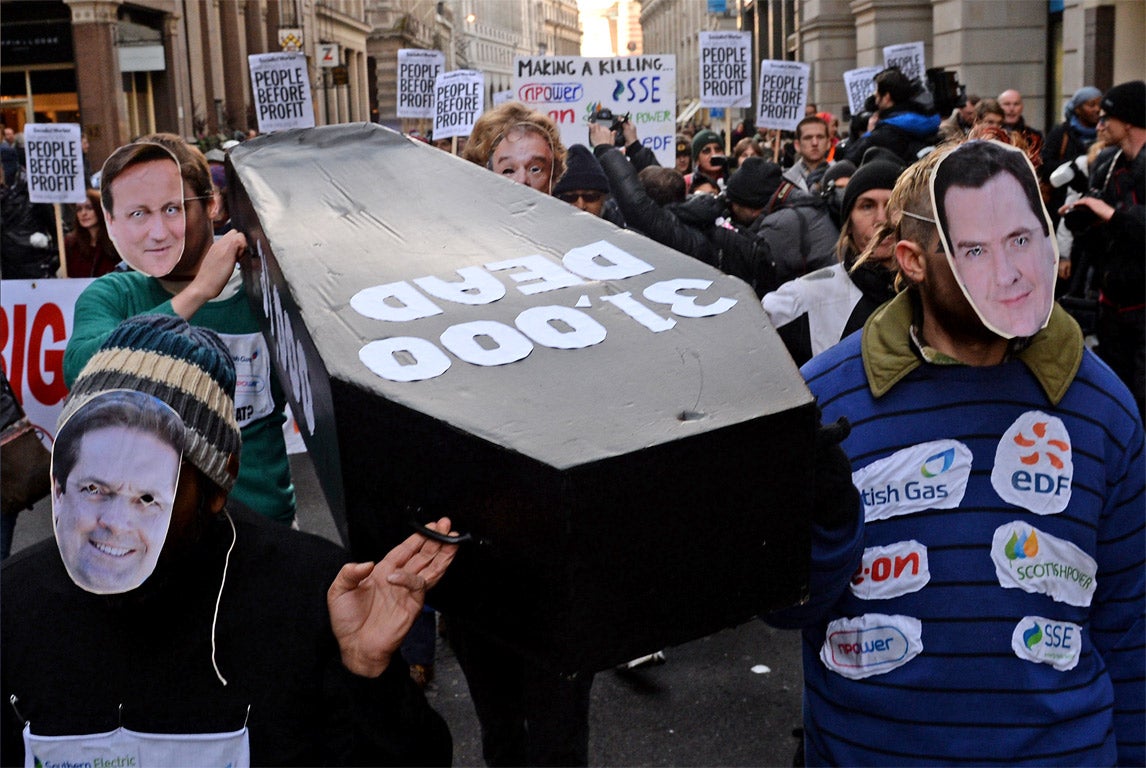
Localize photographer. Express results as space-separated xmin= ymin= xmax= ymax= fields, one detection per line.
xmin=589 ymin=108 xmax=659 ymax=172
xmin=1061 ymin=81 xmax=1145 ymax=418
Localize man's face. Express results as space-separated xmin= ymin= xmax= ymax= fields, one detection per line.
xmin=3 ymin=128 xmax=13 ymax=143
xmin=696 ymin=142 xmax=724 ymax=176
xmin=998 ymin=90 xmax=1023 ymax=124
xmin=53 ymin=426 xmax=180 ymax=594
xmin=557 ymin=189 xmax=606 ymax=217
xmin=849 ymin=189 xmax=893 ymax=262
xmin=165 ymin=179 xmax=218 ymax=281
xmin=1076 ymin=97 xmax=1102 ymax=127
xmin=796 ymin=124 xmax=829 ymax=166
xmin=491 ymin=129 xmax=554 ymax=193
xmin=940 ymin=172 xmax=1055 ymax=338
xmin=105 ymin=158 xmax=186 ymax=277
xmin=958 ymin=101 xmax=976 ymax=124
xmin=1098 ymin=112 xmax=1127 ymax=146
xmin=675 ymin=153 xmax=691 ymax=173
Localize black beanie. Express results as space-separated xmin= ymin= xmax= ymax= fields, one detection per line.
xmin=553 ymin=144 xmax=610 ymax=196
xmin=840 ymin=159 xmax=904 ymax=223
xmin=692 ymin=130 xmax=722 ymax=160
xmin=725 ymin=156 xmax=783 ymax=209
xmin=1100 ymin=81 xmax=1145 ymax=129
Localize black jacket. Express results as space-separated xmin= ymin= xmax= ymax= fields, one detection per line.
xmin=1 ymin=508 xmax=452 ymax=767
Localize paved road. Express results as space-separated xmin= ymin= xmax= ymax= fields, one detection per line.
xmin=10 ymin=452 xmax=805 ymax=766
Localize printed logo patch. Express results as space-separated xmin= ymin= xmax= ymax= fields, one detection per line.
xmin=991 ymin=411 xmax=1072 ymax=514
xmin=991 ymin=523 xmax=1096 ymax=606
xmin=852 ymin=440 xmax=971 ymax=522
xmin=850 ymin=540 xmax=930 ymax=600
xmin=1011 ymin=616 xmax=1082 ymax=671
xmin=820 ymin=614 xmax=922 ymax=680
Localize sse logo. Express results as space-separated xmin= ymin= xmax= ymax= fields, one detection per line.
xmin=1011 ymin=616 xmax=1081 ymax=671
xmin=991 ymin=412 xmax=1073 ymax=515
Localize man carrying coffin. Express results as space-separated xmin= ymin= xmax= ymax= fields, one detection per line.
xmin=778 ymin=139 xmax=1144 ymax=765
xmin=63 ymin=135 xmax=296 ymax=526
xmin=1 ymin=314 xmax=459 ymax=766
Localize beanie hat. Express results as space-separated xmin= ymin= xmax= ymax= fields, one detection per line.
xmin=725 ymin=156 xmax=783 ymax=209
xmin=675 ymin=135 xmax=691 ymax=156
xmin=552 ymin=144 xmax=610 ymax=196
xmin=820 ymin=160 xmax=856 ymax=190
xmin=840 ymin=159 xmax=904 ymax=223
xmin=692 ymin=130 xmax=722 ymax=160
xmin=60 ymin=314 xmax=241 ymax=492
xmin=1100 ymin=81 xmax=1145 ymax=129
xmin=1065 ymin=86 xmax=1102 ymax=120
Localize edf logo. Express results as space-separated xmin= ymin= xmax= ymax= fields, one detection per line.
xmin=992 ymin=412 xmax=1074 ymax=515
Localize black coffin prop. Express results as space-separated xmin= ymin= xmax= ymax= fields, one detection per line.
xmin=228 ymin=123 xmax=816 ymax=675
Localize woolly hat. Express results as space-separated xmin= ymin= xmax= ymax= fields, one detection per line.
xmin=553 ymin=144 xmax=610 ymax=196
xmin=840 ymin=159 xmax=904 ymax=223
xmin=675 ymin=135 xmax=691 ymax=156
xmin=820 ymin=160 xmax=857 ymax=190
xmin=692 ymin=129 xmax=722 ymax=160
xmin=60 ymin=314 xmax=241 ymax=492
xmin=1100 ymin=80 xmax=1145 ymax=129
xmin=725 ymin=156 xmax=783 ymax=209
xmin=1065 ymin=86 xmax=1102 ymax=120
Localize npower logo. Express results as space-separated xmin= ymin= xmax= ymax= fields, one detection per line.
xmin=991 ymin=411 xmax=1073 ymax=515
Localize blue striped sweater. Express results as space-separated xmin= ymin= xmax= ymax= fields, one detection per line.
xmin=795 ymin=294 xmax=1144 ymax=766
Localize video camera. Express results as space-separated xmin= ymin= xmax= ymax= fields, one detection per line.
xmin=590 ymin=108 xmax=630 ymax=148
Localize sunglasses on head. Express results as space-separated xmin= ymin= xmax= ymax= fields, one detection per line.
xmin=557 ymin=190 xmax=604 ymax=204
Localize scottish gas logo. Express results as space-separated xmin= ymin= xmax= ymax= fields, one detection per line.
xmin=852 ymin=440 xmax=972 ymax=522
xmin=992 ymin=411 xmax=1073 ymax=515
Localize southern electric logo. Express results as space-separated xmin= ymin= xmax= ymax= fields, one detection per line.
xmin=1011 ymin=616 xmax=1082 ymax=671
xmin=991 ymin=411 xmax=1073 ymax=515
xmin=851 ymin=440 xmax=972 ymax=522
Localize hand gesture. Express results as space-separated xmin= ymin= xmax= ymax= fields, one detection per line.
xmin=173 ymin=230 xmax=248 ymax=319
xmin=621 ymin=118 xmax=639 ymax=146
xmin=327 ymin=517 xmax=459 ymax=678
xmin=588 ymin=121 xmax=614 ymax=149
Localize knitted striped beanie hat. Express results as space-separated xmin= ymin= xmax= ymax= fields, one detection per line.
xmin=60 ymin=314 xmax=241 ymax=491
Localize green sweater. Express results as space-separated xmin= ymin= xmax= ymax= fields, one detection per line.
xmin=63 ymin=271 xmax=296 ymax=523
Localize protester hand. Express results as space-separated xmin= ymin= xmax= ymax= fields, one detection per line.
xmin=328 ymin=517 xmax=459 ymax=678
xmin=1060 ymin=195 xmax=1114 ymax=223
xmin=588 ymin=121 xmax=614 ymax=149
xmin=172 ymin=230 xmax=247 ymax=320
xmin=1058 ymin=259 xmax=1072 ymax=281
xmin=621 ymin=119 xmax=639 ymax=146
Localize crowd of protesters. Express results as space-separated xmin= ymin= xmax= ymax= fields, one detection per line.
xmin=1 ymin=71 xmax=1142 ymax=768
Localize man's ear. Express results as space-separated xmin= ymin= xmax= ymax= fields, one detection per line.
xmin=895 ymin=239 xmax=926 ymax=285
xmin=207 ymin=190 xmax=222 ymax=220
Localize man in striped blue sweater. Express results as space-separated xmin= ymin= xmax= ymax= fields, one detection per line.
xmin=783 ymin=139 xmax=1144 ymax=765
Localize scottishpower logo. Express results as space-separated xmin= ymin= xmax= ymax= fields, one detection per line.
xmin=852 ymin=440 xmax=972 ymax=522
xmin=991 ymin=411 xmax=1073 ymax=515
xmin=991 ymin=523 xmax=1097 ymax=607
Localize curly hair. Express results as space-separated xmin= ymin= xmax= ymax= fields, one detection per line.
xmin=462 ymin=101 xmax=567 ymax=183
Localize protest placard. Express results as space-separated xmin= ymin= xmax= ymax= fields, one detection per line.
xmin=883 ymin=41 xmax=926 ymax=84
xmin=433 ymin=69 xmax=484 ymax=140
xmin=492 ymin=89 xmax=514 ymax=106
xmin=843 ymin=66 xmax=883 ymax=117
xmin=756 ymin=60 xmax=810 ymax=132
xmin=396 ymin=49 xmax=445 ymax=118
xmin=23 ymin=123 xmax=85 ymax=205
xmin=248 ymin=52 xmax=315 ymax=132
xmin=512 ymin=55 xmax=677 ymax=167
xmin=699 ymin=32 xmax=751 ymax=108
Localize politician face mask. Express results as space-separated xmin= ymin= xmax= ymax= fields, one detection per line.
xmin=102 ymin=143 xmax=187 ymax=277
xmin=930 ymin=140 xmax=1058 ymax=339
xmin=52 ymin=390 xmax=183 ymax=594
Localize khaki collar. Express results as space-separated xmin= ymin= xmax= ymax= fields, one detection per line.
xmin=861 ymin=291 xmax=1084 ymax=405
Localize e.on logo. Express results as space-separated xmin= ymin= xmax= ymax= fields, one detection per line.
xmin=850 ymin=540 xmax=930 ymax=600
xmin=991 ymin=411 xmax=1073 ymax=515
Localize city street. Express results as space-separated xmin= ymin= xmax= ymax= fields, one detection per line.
xmin=10 ymin=451 xmax=806 ymax=767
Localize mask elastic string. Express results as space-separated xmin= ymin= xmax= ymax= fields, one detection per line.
xmin=211 ymin=509 xmax=237 ymax=686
